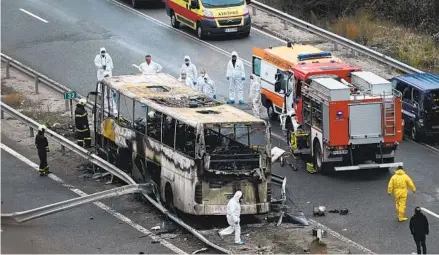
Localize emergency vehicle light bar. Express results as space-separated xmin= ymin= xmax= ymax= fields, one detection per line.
xmin=297 ymin=52 xmax=332 ymax=61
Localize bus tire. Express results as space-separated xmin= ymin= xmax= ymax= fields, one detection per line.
xmin=170 ymin=11 xmax=180 ymax=29
xmin=165 ymin=183 xmax=176 ymax=214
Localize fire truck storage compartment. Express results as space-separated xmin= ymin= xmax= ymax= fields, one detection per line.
xmin=351 ymin=71 xmax=392 ymax=95
xmin=349 ymin=103 xmax=383 ymax=144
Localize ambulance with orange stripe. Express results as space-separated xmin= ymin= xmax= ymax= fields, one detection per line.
xmin=252 ymin=43 xmax=404 ymax=172
xmin=165 ymin=0 xmax=251 ymax=39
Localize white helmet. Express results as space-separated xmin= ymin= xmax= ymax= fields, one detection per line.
xmin=79 ymin=98 xmax=87 ymax=105
xmin=38 ymin=125 xmax=47 ymax=132
xmin=148 ymin=111 xmax=156 ymax=118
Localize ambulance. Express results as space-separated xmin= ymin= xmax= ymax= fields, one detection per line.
xmin=252 ymin=43 xmax=362 ymax=122
xmin=165 ymin=0 xmax=251 ymax=39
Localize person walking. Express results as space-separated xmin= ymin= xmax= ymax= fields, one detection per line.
xmin=35 ymin=125 xmax=50 ymax=176
xmin=388 ymin=166 xmax=417 ymax=222
xmin=218 ymin=191 xmax=245 ymax=245
xmin=410 ymin=207 xmax=429 ymax=254
xmin=94 ymin=47 xmax=114 ymax=81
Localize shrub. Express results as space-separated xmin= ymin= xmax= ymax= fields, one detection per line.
xmin=2 ymin=92 xmax=25 ymax=107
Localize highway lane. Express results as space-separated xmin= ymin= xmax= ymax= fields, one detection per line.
xmin=0 ymin=148 xmax=175 ymax=254
xmin=2 ymin=0 xmax=438 ymax=253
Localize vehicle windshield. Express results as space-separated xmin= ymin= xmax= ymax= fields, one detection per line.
xmin=201 ymin=0 xmax=244 ymax=8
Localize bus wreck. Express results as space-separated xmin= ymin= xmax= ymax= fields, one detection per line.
xmin=90 ymin=73 xmax=272 ymax=215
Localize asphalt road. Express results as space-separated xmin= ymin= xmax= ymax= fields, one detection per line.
xmin=1 ymin=0 xmax=438 ymax=253
xmin=0 ymin=148 xmax=174 ymax=254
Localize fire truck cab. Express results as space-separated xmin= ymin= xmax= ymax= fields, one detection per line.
xmin=252 ymin=43 xmax=361 ymax=122
xmin=289 ymin=71 xmax=404 ymax=172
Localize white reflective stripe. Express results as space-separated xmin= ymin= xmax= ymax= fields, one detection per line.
xmin=402 ymin=109 xmax=416 ymax=118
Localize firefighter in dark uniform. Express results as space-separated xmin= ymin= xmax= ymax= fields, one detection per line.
xmin=75 ymin=98 xmax=92 ymax=148
xmin=35 ymin=125 xmax=50 ymax=176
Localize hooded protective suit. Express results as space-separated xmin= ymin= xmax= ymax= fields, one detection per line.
xmin=180 ymin=56 xmax=198 ymax=81
xmin=226 ymin=51 xmax=245 ymax=104
xmin=410 ymin=207 xmax=429 ymax=254
xmin=218 ymin=191 xmax=244 ymax=244
xmin=197 ymin=73 xmax=216 ymax=99
xmin=179 ymin=72 xmax=197 ymax=89
xmin=388 ymin=168 xmax=416 ymax=221
xmin=249 ymin=75 xmax=261 ymax=118
xmin=94 ymin=47 xmax=114 ymax=81
xmin=97 ymin=75 xmax=118 ymax=117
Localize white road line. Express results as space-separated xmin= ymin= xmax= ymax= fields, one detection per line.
xmin=0 ymin=143 xmax=186 ymax=255
xmin=19 ymin=8 xmax=49 ymax=23
xmin=421 ymin=207 xmax=439 ymax=219
xmin=252 ymin=27 xmax=286 ymax=43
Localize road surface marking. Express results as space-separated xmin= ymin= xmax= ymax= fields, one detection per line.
xmin=0 ymin=143 xmax=186 ymax=255
xmin=19 ymin=8 xmax=49 ymax=23
xmin=421 ymin=207 xmax=439 ymax=219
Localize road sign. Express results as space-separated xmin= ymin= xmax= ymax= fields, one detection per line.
xmin=64 ymin=91 xmax=77 ymax=100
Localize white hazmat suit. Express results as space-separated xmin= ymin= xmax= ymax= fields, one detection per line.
xmin=197 ymin=73 xmax=216 ymax=99
xmin=226 ymin=51 xmax=245 ymax=104
xmin=219 ymin=191 xmax=244 ymax=245
xmin=180 ymin=56 xmax=198 ymax=81
xmin=97 ymin=74 xmax=118 ymax=116
xmin=138 ymin=61 xmax=163 ymax=74
xmin=179 ymin=72 xmax=197 ymax=89
xmin=249 ymin=75 xmax=261 ymax=118
xmin=94 ymin=47 xmax=114 ymax=81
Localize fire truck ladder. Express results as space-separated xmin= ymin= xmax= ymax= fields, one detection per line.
xmin=383 ymin=96 xmax=396 ymax=136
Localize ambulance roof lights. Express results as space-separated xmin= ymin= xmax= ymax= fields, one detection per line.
xmin=297 ymin=52 xmax=332 ymax=61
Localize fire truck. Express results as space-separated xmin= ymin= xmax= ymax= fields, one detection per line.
xmin=252 ymin=42 xmax=362 ymax=122
xmin=286 ymin=71 xmax=404 ymax=172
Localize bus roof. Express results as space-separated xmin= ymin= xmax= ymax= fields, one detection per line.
xmin=103 ymin=73 xmax=265 ymax=127
xmin=264 ymin=45 xmax=343 ymax=66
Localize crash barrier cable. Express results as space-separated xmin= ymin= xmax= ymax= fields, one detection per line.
xmin=0 ymin=101 xmax=230 ymax=254
xmin=250 ymin=1 xmax=424 ymax=75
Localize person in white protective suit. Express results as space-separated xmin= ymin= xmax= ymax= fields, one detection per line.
xmin=180 ymin=56 xmax=198 ymax=81
xmin=137 ymin=55 xmax=163 ymax=74
xmin=226 ymin=51 xmax=246 ymax=105
xmin=178 ymin=71 xmax=197 ymax=89
xmin=249 ymin=74 xmax=261 ymax=118
xmin=218 ymin=191 xmax=245 ymax=245
xmin=94 ymin=47 xmax=114 ymax=81
xmin=97 ymin=73 xmax=118 ymax=116
xmin=197 ymin=69 xmax=216 ymax=99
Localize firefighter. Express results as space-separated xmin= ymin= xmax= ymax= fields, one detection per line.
xmin=35 ymin=125 xmax=50 ymax=176
xmin=388 ymin=166 xmax=417 ymax=222
xmin=75 ymin=98 xmax=92 ymax=148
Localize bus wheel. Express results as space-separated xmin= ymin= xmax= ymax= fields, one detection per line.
xmin=170 ymin=11 xmax=180 ymax=29
xmin=165 ymin=183 xmax=176 ymax=214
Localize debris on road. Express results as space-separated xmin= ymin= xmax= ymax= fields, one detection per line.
xmin=192 ymin=247 xmax=208 ymax=254
xmin=151 ymin=226 xmax=161 ymax=231
xmin=313 ymin=206 xmax=326 ymax=216
xmin=329 ymin=209 xmax=349 ymax=215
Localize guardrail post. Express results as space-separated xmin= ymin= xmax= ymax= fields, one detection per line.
xmin=61 ymin=145 xmax=65 ymax=156
xmin=251 ymin=6 xmax=256 ymax=15
xmin=5 ymin=60 xmax=10 ymax=79
xmin=65 ymin=100 xmax=69 ymax=111
xmin=1 ymin=109 xmax=4 ymax=119
xmin=333 ymin=42 xmax=339 ymax=51
xmin=29 ymin=127 xmax=34 ymax=137
xmin=34 ymin=75 xmax=39 ymax=94
xmin=283 ymin=20 xmax=288 ymax=30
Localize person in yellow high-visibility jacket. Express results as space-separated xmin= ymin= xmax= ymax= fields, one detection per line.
xmin=388 ymin=166 xmax=416 ymax=222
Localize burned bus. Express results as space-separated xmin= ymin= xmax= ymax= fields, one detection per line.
xmin=90 ymin=73 xmax=272 ymax=215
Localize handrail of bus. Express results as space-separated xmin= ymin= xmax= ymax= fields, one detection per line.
xmin=250 ymin=1 xmax=425 ymax=75
xmin=0 ymin=101 xmax=231 ymax=254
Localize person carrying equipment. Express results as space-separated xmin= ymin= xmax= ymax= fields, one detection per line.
xmin=75 ymin=98 xmax=92 ymax=148
xmin=388 ymin=166 xmax=416 ymax=222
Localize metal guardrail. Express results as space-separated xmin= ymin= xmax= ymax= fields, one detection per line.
xmin=250 ymin=1 xmax=425 ymax=74
xmin=1 ymin=184 xmax=151 ymax=223
xmin=0 ymin=102 xmax=230 ymax=254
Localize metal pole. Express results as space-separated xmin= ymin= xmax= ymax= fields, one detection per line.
xmin=70 ymin=99 xmax=73 ymax=119
xmin=61 ymin=145 xmax=65 ymax=156
xmin=65 ymin=100 xmax=69 ymax=111
xmin=1 ymin=109 xmax=4 ymax=120
xmin=5 ymin=60 xmax=10 ymax=79
xmin=29 ymin=127 xmax=34 ymax=137
xmin=34 ymin=76 xmax=39 ymax=94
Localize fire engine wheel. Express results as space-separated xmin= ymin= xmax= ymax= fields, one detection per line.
xmin=313 ymin=142 xmax=331 ymax=173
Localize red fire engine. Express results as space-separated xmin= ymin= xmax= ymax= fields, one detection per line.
xmin=285 ymin=71 xmax=404 ymax=172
